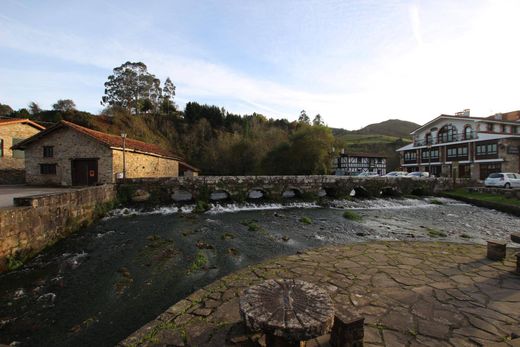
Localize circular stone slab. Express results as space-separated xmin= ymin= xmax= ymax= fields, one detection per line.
xmin=239 ymin=279 xmax=335 ymax=341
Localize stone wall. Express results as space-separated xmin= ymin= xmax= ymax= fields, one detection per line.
xmin=112 ymin=149 xmax=179 ymax=180
xmin=0 ymin=185 xmax=116 ymax=272
xmin=119 ymin=176 xmax=454 ymax=205
xmin=24 ymin=127 xmax=114 ymax=186
xmin=0 ymin=122 xmax=41 ymax=159
xmin=499 ymin=138 xmax=520 ymax=173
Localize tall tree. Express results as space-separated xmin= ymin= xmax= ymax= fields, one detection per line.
xmin=298 ymin=109 xmax=310 ymax=124
xmin=312 ymin=114 xmax=324 ymax=126
xmin=101 ymin=61 xmax=161 ymax=114
xmin=161 ymin=77 xmax=176 ymax=114
xmin=0 ymin=103 xmax=13 ymax=117
xmin=53 ymin=99 xmax=76 ymax=112
xmin=28 ymin=102 xmax=42 ymax=115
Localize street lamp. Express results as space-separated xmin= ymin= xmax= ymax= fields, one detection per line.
xmin=121 ymin=132 xmax=127 ymax=182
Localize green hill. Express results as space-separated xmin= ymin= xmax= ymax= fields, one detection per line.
xmin=355 ymin=119 xmax=420 ymax=138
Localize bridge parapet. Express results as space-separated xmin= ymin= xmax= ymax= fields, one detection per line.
xmin=117 ymin=175 xmax=453 ymax=205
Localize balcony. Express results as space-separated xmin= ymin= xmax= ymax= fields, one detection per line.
xmin=414 ymin=131 xmax=477 ymax=147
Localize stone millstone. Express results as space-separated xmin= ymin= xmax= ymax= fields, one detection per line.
xmin=239 ymin=279 xmax=335 ymax=341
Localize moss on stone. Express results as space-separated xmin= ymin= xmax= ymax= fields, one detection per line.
xmin=343 ymin=210 xmax=362 ymax=221
xmin=427 ymin=228 xmax=447 ymax=238
xmin=188 ymin=251 xmax=208 ymax=273
xmin=299 ymin=216 xmax=312 ymax=224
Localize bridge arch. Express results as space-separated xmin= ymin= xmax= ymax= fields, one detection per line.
xmin=247 ymin=188 xmax=269 ymax=199
xmin=171 ymin=189 xmax=193 ymax=202
xmin=210 ymin=189 xmax=231 ymax=201
xmin=282 ymin=187 xmax=303 ymax=198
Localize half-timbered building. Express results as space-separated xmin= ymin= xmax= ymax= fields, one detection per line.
xmin=331 ymin=151 xmax=387 ymax=175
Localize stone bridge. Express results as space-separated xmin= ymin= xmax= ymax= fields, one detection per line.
xmin=118 ymin=176 xmax=454 ymax=204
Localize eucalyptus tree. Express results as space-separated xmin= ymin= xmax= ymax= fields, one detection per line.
xmin=101 ymin=61 xmax=162 ymax=114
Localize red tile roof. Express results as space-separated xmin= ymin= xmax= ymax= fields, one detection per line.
xmin=0 ymin=118 xmax=45 ymax=130
xmin=13 ymin=120 xmax=182 ymax=160
xmin=60 ymin=121 xmax=181 ymax=159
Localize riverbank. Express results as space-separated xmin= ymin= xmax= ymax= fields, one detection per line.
xmin=121 ymin=241 xmax=520 ymax=347
xmin=442 ymin=188 xmax=520 ymax=217
xmin=1 ymin=197 xmax=519 ymax=346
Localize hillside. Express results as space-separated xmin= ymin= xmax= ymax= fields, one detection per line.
xmin=332 ymin=119 xmax=419 ymax=171
xmin=356 ymin=119 xmax=420 ymax=138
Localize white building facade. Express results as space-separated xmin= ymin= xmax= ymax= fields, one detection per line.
xmin=397 ymin=110 xmax=520 ymax=180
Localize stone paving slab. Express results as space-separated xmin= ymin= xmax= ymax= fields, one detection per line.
xmin=119 ymin=241 xmax=520 ymax=347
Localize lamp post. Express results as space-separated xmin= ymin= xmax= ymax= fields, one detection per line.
xmin=121 ymin=132 xmax=127 ymax=182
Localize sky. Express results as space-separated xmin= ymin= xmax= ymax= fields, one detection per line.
xmin=1 ymin=0 xmax=520 ymax=129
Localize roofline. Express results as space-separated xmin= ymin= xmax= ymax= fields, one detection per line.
xmin=179 ymin=161 xmax=201 ymax=172
xmin=12 ymin=121 xmax=184 ymax=161
xmin=110 ymin=146 xmax=182 ymax=161
xmin=0 ymin=118 xmax=45 ymax=130
xmin=410 ymin=114 xmax=520 ymax=135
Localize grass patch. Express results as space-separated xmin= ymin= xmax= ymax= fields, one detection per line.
xmin=343 ymin=210 xmax=362 ymax=221
xmin=299 ymin=216 xmax=312 ymax=224
xmin=6 ymin=255 xmax=24 ymax=271
xmin=192 ymin=200 xmax=210 ymax=213
xmin=444 ymin=188 xmax=520 ymax=207
xmin=188 ymin=251 xmax=208 ymax=273
xmin=426 ymin=228 xmax=447 ymax=238
xmin=241 ymin=219 xmax=260 ymax=231
xmin=430 ymin=199 xmax=444 ymax=205
xmin=221 ymin=232 xmax=235 ymax=240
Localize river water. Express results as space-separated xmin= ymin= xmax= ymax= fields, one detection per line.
xmin=0 ymin=197 xmax=519 ymax=346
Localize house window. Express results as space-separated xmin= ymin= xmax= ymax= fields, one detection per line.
xmin=40 ymin=164 xmax=57 ymax=175
xmin=487 ymin=143 xmax=497 ymax=154
xmin=464 ymin=126 xmax=473 ymax=139
xmin=43 ymin=146 xmax=54 ymax=158
xmin=438 ymin=125 xmax=458 ymax=143
xmin=425 ymin=133 xmax=432 ymax=144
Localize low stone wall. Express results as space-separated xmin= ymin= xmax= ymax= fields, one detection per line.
xmin=0 ymin=185 xmax=117 ymax=272
xmin=118 ymin=175 xmax=454 ymax=205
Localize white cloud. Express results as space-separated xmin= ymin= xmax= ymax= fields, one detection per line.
xmin=2 ymin=1 xmax=520 ymax=129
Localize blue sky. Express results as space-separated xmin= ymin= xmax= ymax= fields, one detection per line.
xmin=1 ymin=0 xmax=520 ymax=129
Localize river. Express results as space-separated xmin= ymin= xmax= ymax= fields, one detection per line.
xmin=0 ymin=197 xmax=518 ymax=346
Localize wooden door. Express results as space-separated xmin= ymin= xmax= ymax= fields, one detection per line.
xmin=72 ymin=159 xmax=98 ymax=186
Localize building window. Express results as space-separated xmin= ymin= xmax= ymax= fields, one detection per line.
xmin=486 ymin=123 xmax=493 ymax=131
xmin=40 ymin=164 xmax=57 ymax=175
xmin=0 ymin=138 xmax=3 ymax=157
xmin=404 ymin=151 xmax=417 ymax=161
xmin=438 ymin=125 xmax=458 ymax=143
xmin=476 ymin=143 xmax=498 ymax=156
xmin=464 ymin=126 xmax=473 ymax=139
xmin=425 ymin=133 xmax=432 ymax=144
xmin=43 ymin=146 xmax=54 ymax=158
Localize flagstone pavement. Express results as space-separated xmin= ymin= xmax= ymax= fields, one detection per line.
xmin=120 ymin=242 xmax=520 ymax=347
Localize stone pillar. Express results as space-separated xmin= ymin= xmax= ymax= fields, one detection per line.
xmin=487 ymin=240 xmax=507 ymax=261
xmin=330 ymin=312 xmax=364 ymax=347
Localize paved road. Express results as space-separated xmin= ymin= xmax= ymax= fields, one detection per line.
xmin=122 ymin=242 xmax=520 ymax=347
xmin=0 ymin=185 xmax=75 ymax=208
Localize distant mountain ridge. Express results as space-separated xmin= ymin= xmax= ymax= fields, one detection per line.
xmin=332 ymin=119 xmax=420 ymax=139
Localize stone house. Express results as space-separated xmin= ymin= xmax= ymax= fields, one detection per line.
xmin=397 ymin=109 xmax=520 ymax=179
xmin=13 ymin=120 xmax=199 ymax=186
xmin=0 ymin=118 xmax=45 ymax=183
